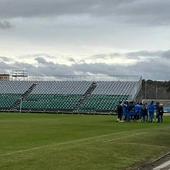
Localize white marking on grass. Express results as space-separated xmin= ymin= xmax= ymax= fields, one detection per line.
xmin=113 ymin=142 xmax=168 ymax=149
xmin=104 ymin=132 xmax=148 ymax=142
xmin=153 ymin=160 xmax=170 ymax=170
xmin=0 ymin=130 xmax=147 ymax=157
xmin=0 ymin=126 xmax=169 ymax=157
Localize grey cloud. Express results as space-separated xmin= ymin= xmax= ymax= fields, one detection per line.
xmin=0 ymin=0 xmax=134 ymax=18
xmin=25 ymin=59 xmax=170 ymax=80
xmin=4 ymin=60 xmax=73 ymax=76
xmin=128 ymin=60 xmax=170 ymax=80
xmin=91 ymin=53 xmax=122 ymax=59
xmin=73 ymin=60 xmax=170 ymax=80
xmin=73 ymin=63 xmax=114 ymax=75
xmin=1 ymin=49 xmax=170 ymax=80
xmin=0 ymin=0 xmax=169 ymax=25
xmin=30 ymin=50 xmax=170 ymax=80
xmin=0 ymin=20 xmax=12 ymax=29
xmin=126 ymin=51 xmax=163 ymax=57
xmin=0 ymin=0 xmax=114 ymax=18
xmin=91 ymin=50 xmax=165 ymax=61
xmin=115 ymin=0 xmax=170 ymax=25
xmin=28 ymin=63 xmax=74 ymax=76
xmin=126 ymin=50 xmax=170 ymax=59
xmin=0 ymin=61 xmax=12 ymax=70
xmin=35 ymin=57 xmax=48 ymax=64
xmin=161 ymin=50 xmax=170 ymax=59
xmin=0 ymin=56 xmax=11 ymax=62
xmin=68 ymin=57 xmax=76 ymax=62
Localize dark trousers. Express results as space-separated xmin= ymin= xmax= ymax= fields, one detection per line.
xmin=158 ymin=114 xmax=163 ymax=123
xmin=149 ymin=112 xmax=154 ymax=122
xmin=118 ymin=113 xmax=123 ymax=120
xmin=142 ymin=115 xmax=147 ymax=122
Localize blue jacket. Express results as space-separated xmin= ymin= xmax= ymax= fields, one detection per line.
xmin=135 ymin=104 xmax=142 ymax=113
xmin=148 ymin=104 xmax=155 ymax=113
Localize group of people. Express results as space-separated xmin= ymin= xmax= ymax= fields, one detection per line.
xmin=116 ymin=100 xmax=164 ymax=123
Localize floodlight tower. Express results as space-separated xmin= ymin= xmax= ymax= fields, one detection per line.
xmin=11 ymin=69 xmax=28 ymax=81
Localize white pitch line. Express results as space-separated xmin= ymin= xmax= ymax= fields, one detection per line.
xmin=104 ymin=132 xmax=148 ymax=142
xmin=0 ymin=126 xmax=169 ymax=157
xmin=109 ymin=142 xmax=167 ymax=149
xmin=153 ymin=160 xmax=170 ymax=170
xmin=0 ymin=131 xmax=132 ymax=157
xmin=0 ymin=130 xmax=148 ymax=157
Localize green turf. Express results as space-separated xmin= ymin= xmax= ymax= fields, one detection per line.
xmin=0 ymin=113 xmax=169 ymax=170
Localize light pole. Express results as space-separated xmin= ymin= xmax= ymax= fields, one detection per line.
xmin=144 ymin=80 xmax=147 ymax=99
xmin=156 ymin=84 xmax=158 ymax=100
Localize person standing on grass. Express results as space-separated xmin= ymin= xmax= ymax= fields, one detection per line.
xmin=157 ymin=103 xmax=164 ymax=123
xmin=123 ymin=101 xmax=129 ymax=121
xmin=117 ymin=101 xmax=123 ymax=121
xmin=129 ymin=101 xmax=135 ymax=120
xmin=148 ymin=101 xmax=155 ymax=123
xmin=134 ymin=102 xmax=141 ymax=120
xmin=139 ymin=103 xmax=143 ymax=119
xmin=141 ymin=103 xmax=148 ymax=122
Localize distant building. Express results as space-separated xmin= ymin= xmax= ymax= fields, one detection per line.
xmin=0 ymin=74 xmax=10 ymax=80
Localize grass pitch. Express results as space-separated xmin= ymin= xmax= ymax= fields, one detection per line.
xmin=0 ymin=113 xmax=170 ymax=170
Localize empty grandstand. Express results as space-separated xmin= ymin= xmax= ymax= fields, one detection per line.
xmin=0 ymin=75 xmax=142 ymax=114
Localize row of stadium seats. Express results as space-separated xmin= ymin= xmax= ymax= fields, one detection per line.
xmin=92 ymin=81 xmax=135 ymax=95
xmin=80 ymin=95 xmax=129 ymax=112
xmin=21 ymin=95 xmax=81 ymax=111
xmin=0 ymin=81 xmax=33 ymax=94
xmin=0 ymin=81 xmax=92 ymax=95
xmin=0 ymin=93 xmax=128 ymax=112
xmin=0 ymin=81 xmax=137 ymax=95
xmin=0 ymin=94 xmax=21 ymax=109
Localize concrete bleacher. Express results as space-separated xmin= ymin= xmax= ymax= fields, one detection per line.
xmin=92 ymin=81 xmax=136 ymax=95
xmin=0 ymin=80 xmax=141 ymax=113
xmin=31 ymin=81 xmax=92 ymax=94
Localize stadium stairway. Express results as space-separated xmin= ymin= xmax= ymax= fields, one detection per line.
xmin=11 ymin=83 xmax=37 ymax=110
xmin=73 ymin=81 xmax=97 ymax=111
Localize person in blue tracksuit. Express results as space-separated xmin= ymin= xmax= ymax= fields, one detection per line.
xmin=139 ymin=103 xmax=143 ymax=119
xmin=148 ymin=101 xmax=155 ymax=123
xmin=134 ymin=103 xmax=142 ymax=120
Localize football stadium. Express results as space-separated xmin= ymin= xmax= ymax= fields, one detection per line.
xmin=2 ymin=0 xmax=170 ymax=169
xmin=0 ymin=74 xmax=170 ymax=170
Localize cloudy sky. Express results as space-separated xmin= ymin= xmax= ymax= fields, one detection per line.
xmin=0 ymin=0 xmax=170 ymax=80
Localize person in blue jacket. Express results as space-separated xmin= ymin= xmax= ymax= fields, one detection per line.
xmin=148 ymin=101 xmax=155 ymax=122
xmin=134 ymin=103 xmax=142 ymax=120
